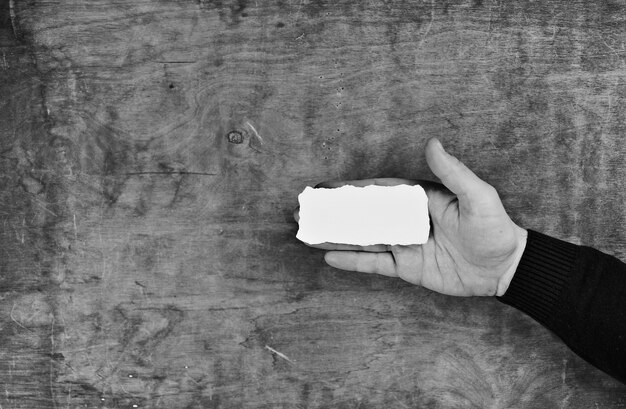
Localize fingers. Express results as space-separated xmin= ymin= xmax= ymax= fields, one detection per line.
xmin=315 ymin=178 xmax=418 ymax=188
xmin=325 ymin=251 xmax=397 ymax=277
xmin=425 ymin=138 xmax=498 ymax=209
xmin=309 ymin=243 xmax=390 ymax=252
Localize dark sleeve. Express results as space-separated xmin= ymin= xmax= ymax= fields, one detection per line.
xmin=497 ymin=229 xmax=626 ymax=384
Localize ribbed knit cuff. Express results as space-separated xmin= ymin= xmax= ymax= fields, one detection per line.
xmin=497 ymin=230 xmax=579 ymax=327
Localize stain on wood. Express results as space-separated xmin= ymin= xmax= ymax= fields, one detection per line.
xmin=2 ymin=0 xmax=626 ymax=407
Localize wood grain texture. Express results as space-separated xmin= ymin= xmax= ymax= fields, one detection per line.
xmin=2 ymin=0 xmax=626 ymax=407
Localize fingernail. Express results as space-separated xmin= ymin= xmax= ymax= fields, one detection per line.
xmin=433 ymin=138 xmax=444 ymax=151
xmin=324 ymin=252 xmax=338 ymax=265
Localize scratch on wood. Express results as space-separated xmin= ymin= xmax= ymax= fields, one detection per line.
xmin=245 ymin=121 xmax=264 ymax=144
xmin=49 ymin=316 xmax=57 ymax=409
xmin=59 ymin=342 xmax=119 ymax=354
xmin=34 ymin=199 xmax=58 ymax=217
xmin=417 ymin=0 xmax=435 ymax=49
xmin=10 ymin=302 xmax=32 ymax=331
xmin=393 ymin=394 xmax=410 ymax=409
xmin=154 ymin=61 xmax=198 ymax=64
xmin=265 ymin=345 xmax=294 ymax=363
xmin=559 ymin=390 xmax=573 ymax=409
xmin=99 ymin=200 xmax=107 ymax=290
xmin=9 ymin=0 xmax=17 ymax=38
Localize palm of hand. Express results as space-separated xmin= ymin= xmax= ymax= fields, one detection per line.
xmin=396 ymin=184 xmax=522 ymax=296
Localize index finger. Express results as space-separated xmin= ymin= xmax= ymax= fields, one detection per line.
xmin=315 ymin=178 xmax=419 ymax=188
xmin=315 ymin=178 xmax=444 ymax=197
xmin=305 ymin=242 xmax=390 ymax=252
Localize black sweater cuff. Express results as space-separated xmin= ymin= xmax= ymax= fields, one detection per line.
xmin=497 ymin=229 xmax=578 ymax=328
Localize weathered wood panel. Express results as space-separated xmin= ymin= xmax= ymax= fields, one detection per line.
xmin=2 ymin=0 xmax=626 ymax=407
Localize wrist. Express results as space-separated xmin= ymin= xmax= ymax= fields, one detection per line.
xmin=496 ymin=226 xmax=528 ymax=296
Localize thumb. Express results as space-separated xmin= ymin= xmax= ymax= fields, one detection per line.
xmin=425 ymin=138 xmax=497 ymax=207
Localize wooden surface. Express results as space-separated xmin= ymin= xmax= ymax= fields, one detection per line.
xmin=2 ymin=0 xmax=626 ymax=407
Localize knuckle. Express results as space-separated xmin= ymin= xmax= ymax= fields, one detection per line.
xmin=483 ymin=184 xmax=500 ymax=200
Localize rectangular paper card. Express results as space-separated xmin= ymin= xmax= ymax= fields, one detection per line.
xmin=296 ymin=184 xmax=430 ymax=246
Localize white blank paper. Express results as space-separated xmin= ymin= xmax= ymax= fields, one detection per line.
xmin=296 ymin=184 xmax=430 ymax=245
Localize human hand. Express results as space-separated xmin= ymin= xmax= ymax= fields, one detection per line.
xmin=294 ymin=138 xmax=527 ymax=297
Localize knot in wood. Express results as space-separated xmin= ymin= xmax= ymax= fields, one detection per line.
xmin=227 ymin=130 xmax=244 ymax=144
